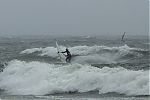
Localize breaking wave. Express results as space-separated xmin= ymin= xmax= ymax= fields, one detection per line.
xmin=20 ymin=44 xmax=148 ymax=64
xmin=0 ymin=60 xmax=149 ymax=96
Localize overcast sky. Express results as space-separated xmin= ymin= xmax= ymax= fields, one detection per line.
xmin=0 ymin=0 xmax=148 ymax=36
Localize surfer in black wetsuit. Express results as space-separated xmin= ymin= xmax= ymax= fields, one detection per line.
xmin=60 ymin=48 xmax=72 ymax=63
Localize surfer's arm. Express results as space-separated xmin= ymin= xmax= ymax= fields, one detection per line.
xmin=61 ymin=51 xmax=66 ymax=53
xmin=58 ymin=51 xmax=65 ymax=53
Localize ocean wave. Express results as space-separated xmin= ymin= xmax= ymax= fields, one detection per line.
xmin=20 ymin=45 xmax=148 ymax=64
xmin=0 ymin=60 xmax=149 ymax=96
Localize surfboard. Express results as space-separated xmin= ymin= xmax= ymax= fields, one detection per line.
xmin=55 ymin=40 xmax=65 ymax=62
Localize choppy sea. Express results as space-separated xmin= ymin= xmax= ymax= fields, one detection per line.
xmin=0 ymin=35 xmax=149 ymax=100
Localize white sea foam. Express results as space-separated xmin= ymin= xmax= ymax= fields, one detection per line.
xmin=20 ymin=48 xmax=43 ymax=54
xmin=20 ymin=45 xmax=146 ymax=56
xmin=20 ymin=45 xmax=145 ymax=64
xmin=0 ymin=60 xmax=149 ymax=95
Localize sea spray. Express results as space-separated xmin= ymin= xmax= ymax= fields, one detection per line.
xmin=0 ymin=60 xmax=149 ymax=95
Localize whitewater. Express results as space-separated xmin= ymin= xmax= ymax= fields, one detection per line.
xmin=20 ymin=44 xmax=147 ymax=64
xmin=0 ymin=36 xmax=149 ymax=99
xmin=0 ymin=60 xmax=149 ymax=96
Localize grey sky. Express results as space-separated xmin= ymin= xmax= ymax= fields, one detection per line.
xmin=0 ymin=0 xmax=148 ymax=36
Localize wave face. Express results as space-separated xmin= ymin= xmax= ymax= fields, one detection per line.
xmin=20 ymin=44 xmax=148 ymax=66
xmin=0 ymin=60 xmax=149 ymax=95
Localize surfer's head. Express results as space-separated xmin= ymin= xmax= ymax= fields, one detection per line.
xmin=66 ymin=48 xmax=68 ymax=51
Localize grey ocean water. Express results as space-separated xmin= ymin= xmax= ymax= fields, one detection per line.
xmin=0 ymin=35 xmax=149 ymax=100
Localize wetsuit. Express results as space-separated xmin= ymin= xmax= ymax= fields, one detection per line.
xmin=61 ymin=49 xmax=72 ymax=63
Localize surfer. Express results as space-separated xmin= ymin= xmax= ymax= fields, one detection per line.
xmin=59 ymin=48 xmax=72 ymax=63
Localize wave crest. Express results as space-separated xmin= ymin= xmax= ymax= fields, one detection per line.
xmin=20 ymin=45 xmax=148 ymax=64
xmin=0 ymin=60 xmax=149 ymax=96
